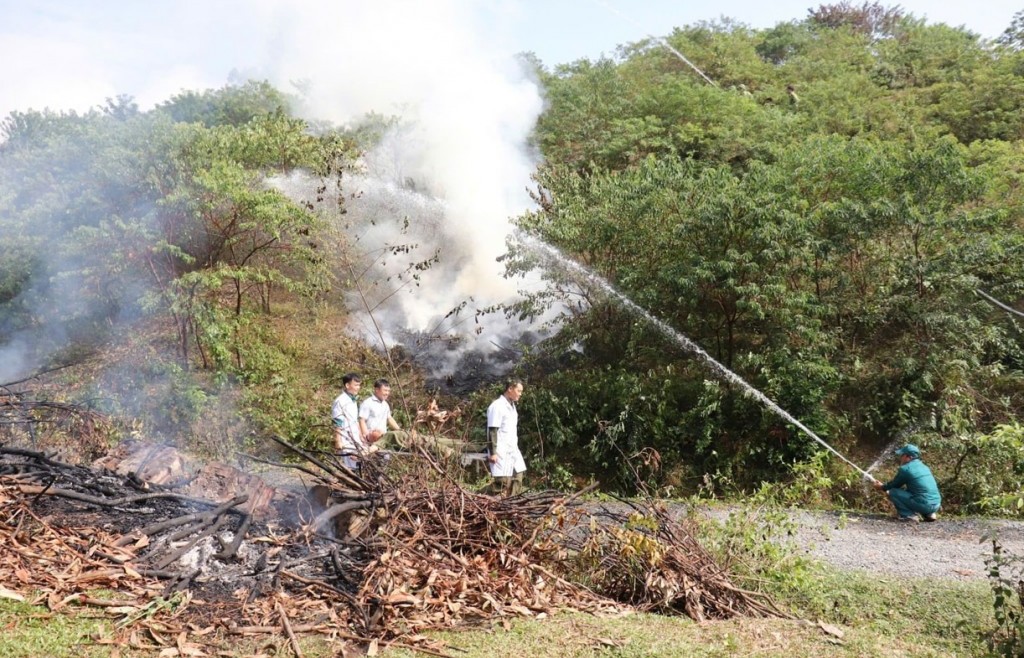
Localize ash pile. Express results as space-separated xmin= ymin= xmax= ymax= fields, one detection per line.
xmin=0 ymin=436 xmax=786 ymax=654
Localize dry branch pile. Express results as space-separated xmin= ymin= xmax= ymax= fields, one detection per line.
xmin=358 ymin=483 xmax=619 ymax=633
xmin=0 ymin=388 xmax=110 ymax=459
xmin=1 ymin=438 xmax=785 ymax=655
xmin=566 ymin=502 xmax=788 ymax=620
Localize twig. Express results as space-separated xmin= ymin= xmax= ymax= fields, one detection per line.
xmin=276 ymin=601 xmax=305 ymax=658
xmin=238 ymin=452 xmax=326 ymax=482
xmin=267 ymin=434 xmax=366 ymax=490
xmin=310 ymin=500 xmax=372 ymax=534
xmin=228 ymin=624 xmax=330 ymax=634
xmin=116 ymin=495 xmax=248 ymax=547
xmin=214 ymin=512 xmax=253 ymax=560
xmin=0 ymin=362 xmax=77 ymax=388
xmin=13 ymin=483 xmax=246 ymax=510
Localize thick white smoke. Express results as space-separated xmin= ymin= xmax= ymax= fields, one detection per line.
xmin=255 ymin=1 xmax=545 ymax=354
xmin=0 ymin=1 xmax=546 ymax=384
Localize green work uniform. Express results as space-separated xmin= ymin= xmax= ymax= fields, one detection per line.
xmin=882 ymin=458 xmax=941 ymax=518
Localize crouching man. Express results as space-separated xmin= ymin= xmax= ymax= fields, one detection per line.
xmin=874 ymin=444 xmax=941 ymax=523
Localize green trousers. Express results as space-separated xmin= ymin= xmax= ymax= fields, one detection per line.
xmin=490 ymin=471 xmax=524 ymax=497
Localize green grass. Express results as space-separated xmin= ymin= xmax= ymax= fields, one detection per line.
xmin=0 ymin=566 xmax=994 ymax=658
xmin=0 ymin=599 xmax=114 ymax=658
xmin=381 ymin=568 xmax=992 ymax=657
xmin=0 ymin=597 xmax=333 ymax=658
xmin=772 ymin=566 xmax=992 ymax=656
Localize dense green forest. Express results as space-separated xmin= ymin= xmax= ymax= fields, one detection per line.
xmin=1 ymin=3 xmax=1023 ymax=514
xmin=509 ymin=3 xmax=1024 ymax=508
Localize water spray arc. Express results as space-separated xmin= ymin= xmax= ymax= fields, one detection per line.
xmin=593 ymin=0 xmax=717 ymax=86
xmin=521 ymin=233 xmax=880 ymax=484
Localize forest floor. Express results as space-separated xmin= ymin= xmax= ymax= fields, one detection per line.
xmin=1 ymin=466 xmax=1010 ymax=658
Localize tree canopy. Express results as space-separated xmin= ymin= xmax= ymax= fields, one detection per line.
xmin=513 ymin=5 xmax=1024 ymax=493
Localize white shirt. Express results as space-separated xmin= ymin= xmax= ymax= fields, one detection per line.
xmin=486 ymin=394 xmax=526 ymax=477
xmin=359 ymin=395 xmax=391 ymax=434
xmin=331 ymin=392 xmax=363 ymax=455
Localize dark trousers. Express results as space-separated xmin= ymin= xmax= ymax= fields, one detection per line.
xmin=491 ymin=471 xmax=524 ymax=497
xmin=888 ymin=488 xmax=939 ymax=518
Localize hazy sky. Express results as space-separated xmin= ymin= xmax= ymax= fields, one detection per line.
xmin=513 ymin=0 xmax=1021 ymax=63
xmin=1 ymin=0 xmax=1020 ymax=119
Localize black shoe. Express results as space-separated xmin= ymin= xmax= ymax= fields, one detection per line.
xmin=923 ymin=512 xmax=937 ymax=522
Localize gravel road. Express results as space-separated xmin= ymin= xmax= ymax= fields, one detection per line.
xmin=774 ymin=509 xmax=1024 ymax=581
xmin=582 ymin=500 xmax=1024 ymax=582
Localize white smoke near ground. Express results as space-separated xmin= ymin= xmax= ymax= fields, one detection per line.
xmin=0 ymin=0 xmax=548 ymax=386
xmin=0 ymin=337 xmax=31 ymax=386
xmin=255 ymin=0 xmax=548 ymax=373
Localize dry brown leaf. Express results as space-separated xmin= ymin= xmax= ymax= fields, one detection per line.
xmin=128 ymin=630 xmax=146 ymax=649
xmin=0 ymin=586 xmax=25 ymax=602
xmin=158 ymin=647 xmax=206 ymax=658
xmin=385 ymin=592 xmax=420 ymax=605
xmin=817 ymin=620 xmax=845 ymax=639
xmin=148 ymin=626 xmax=172 ymax=646
xmin=107 ymin=606 xmax=140 ymax=615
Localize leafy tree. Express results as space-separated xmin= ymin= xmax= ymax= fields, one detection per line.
xmin=756 ymin=21 xmax=815 ymax=66
xmin=157 ymin=80 xmax=292 ymax=127
xmin=996 ymin=8 xmax=1024 ymax=51
xmin=142 ymin=114 xmax=336 ymax=368
xmin=0 ymin=83 xmax=348 ymax=378
xmin=927 ymin=52 xmax=1024 ymax=142
xmin=872 ymin=23 xmax=986 ymax=89
xmin=807 ymin=2 xmax=908 ymax=40
xmin=514 ymin=105 xmax=1021 ymax=490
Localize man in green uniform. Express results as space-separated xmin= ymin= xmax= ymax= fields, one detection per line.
xmin=874 ymin=444 xmax=941 ymax=523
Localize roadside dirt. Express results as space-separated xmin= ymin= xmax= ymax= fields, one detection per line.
xmin=773 ymin=509 xmax=1024 ymax=581
xmin=593 ymin=499 xmax=1024 ymax=582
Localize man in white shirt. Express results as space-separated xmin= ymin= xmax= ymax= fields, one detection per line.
xmin=486 ymin=379 xmax=526 ymax=496
xmin=360 ymin=380 xmax=466 ymax=459
xmin=359 ymin=379 xmax=404 ymax=446
xmin=331 ymin=373 xmax=366 ymax=470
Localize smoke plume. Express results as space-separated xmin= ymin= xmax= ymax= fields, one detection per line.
xmin=258 ymin=0 xmax=546 ymax=368
xmin=0 ymin=1 xmax=545 ymax=387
